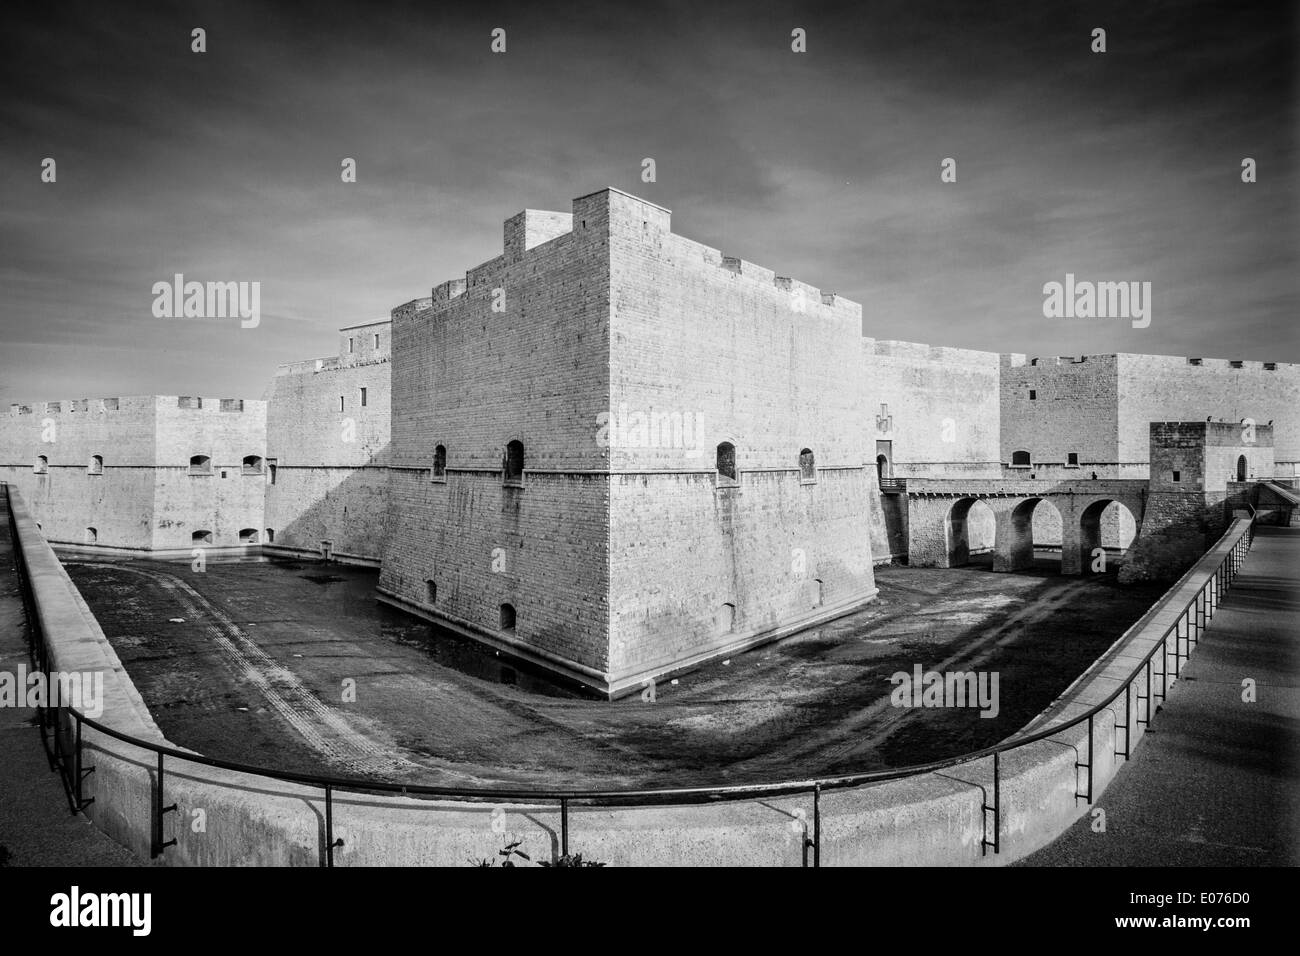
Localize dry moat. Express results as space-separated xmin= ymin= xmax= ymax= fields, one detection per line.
xmin=62 ymin=554 xmax=1166 ymax=790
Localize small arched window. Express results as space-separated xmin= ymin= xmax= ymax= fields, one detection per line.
xmin=239 ymin=528 xmax=259 ymax=544
xmin=189 ymin=455 xmax=212 ymax=475
xmin=716 ymin=442 xmax=737 ymax=484
xmin=503 ymin=440 xmax=524 ymax=485
xmin=798 ymin=448 xmax=815 ymax=482
xmin=1236 ymin=455 xmax=1247 ymax=481
xmin=85 ymin=527 xmax=98 ymax=544
xmin=242 ymin=455 xmax=263 ymax=475
xmin=192 ymin=530 xmax=213 ymax=545
xmin=88 ymin=455 xmax=103 ymax=475
xmin=432 ymin=444 xmax=447 ymax=480
xmin=265 ymin=528 xmax=275 ymax=544
xmin=1011 ymin=450 xmax=1031 ymax=467
xmin=499 ymin=603 xmax=516 ymax=632
xmin=34 ymin=455 xmax=48 ymax=474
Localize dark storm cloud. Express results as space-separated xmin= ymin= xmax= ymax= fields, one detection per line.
xmin=0 ymin=0 xmax=1294 ymax=402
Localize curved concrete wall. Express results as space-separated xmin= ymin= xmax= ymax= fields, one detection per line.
xmin=6 ymin=483 xmax=1247 ymax=866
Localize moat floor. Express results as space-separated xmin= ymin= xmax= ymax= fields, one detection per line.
xmin=62 ymin=554 xmax=1168 ymax=790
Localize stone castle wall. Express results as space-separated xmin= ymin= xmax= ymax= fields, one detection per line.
xmin=377 ymin=194 xmax=614 ymax=685
xmin=264 ymin=321 xmax=392 ymax=563
xmin=605 ymin=190 xmax=877 ymax=688
xmin=1116 ymin=354 xmax=1298 ymax=469
xmin=865 ymin=340 xmax=1003 ymax=556
xmin=999 ymin=354 xmax=1121 ymax=467
xmin=0 ymin=396 xmax=265 ymax=551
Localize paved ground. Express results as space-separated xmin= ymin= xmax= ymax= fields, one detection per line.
xmin=61 ymin=551 xmax=1167 ymax=789
xmin=0 ymin=495 xmax=138 ymax=866
xmin=1021 ymin=526 xmax=1300 ymax=866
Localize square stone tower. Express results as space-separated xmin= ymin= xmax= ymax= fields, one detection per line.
xmin=378 ymin=188 xmax=878 ymax=696
xmin=1120 ymin=420 xmax=1273 ymax=582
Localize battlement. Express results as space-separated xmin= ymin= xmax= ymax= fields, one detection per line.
xmin=869 ymin=339 xmax=1000 ymax=367
xmin=10 ymin=398 xmax=122 ymax=416
xmin=1002 ymin=353 xmax=1107 ymax=368
xmin=168 ymin=396 xmax=262 ymax=412
xmin=412 ymin=188 xmax=858 ymax=327
xmin=391 ymin=297 xmax=434 ymax=322
xmin=7 ymin=395 xmax=263 ymax=416
xmin=504 ymin=209 xmax=573 ymax=260
xmin=1004 ymin=351 xmax=1294 ymax=372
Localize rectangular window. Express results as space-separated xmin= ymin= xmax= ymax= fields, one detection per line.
xmin=1029 ymin=390 xmax=1037 ymax=400
xmin=348 ymin=338 xmax=354 ymax=353
xmin=360 ymin=387 xmax=367 ymax=407
xmin=1067 ymin=452 xmax=1079 ymax=466
xmin=373 ymin=333 xmax=380 ymax=349
xmin=1172 ymin=470 xmax=1181 ymax=483
xmin=338 ymin=396 xmax=345 ymax=412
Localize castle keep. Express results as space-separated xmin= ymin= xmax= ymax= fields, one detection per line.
xmin=3 ymin=188 xmax=1296 ymax=695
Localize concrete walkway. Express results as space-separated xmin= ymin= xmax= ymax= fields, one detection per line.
xmin=1022 ymin=526 xmax=1300 ymax=866
xmin=0 ymin=495 xmax=138 ymax=866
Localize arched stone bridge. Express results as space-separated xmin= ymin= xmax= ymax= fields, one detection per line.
xmin=903 ymin=478 xmax=1148 ymax=574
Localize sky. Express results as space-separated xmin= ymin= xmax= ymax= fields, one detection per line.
xmin=1 ymin=0 xmax=1295 ymax=403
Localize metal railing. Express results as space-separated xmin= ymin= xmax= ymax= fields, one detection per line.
xmin=6 ymin=486 xmax=1254 ymax=867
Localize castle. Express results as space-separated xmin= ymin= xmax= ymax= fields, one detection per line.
xmin=3 ymin=188 xmax=1297 ymax=696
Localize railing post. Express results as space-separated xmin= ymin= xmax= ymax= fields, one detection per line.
xmin=1118 ymin=683 xmax=1131 ymax=759
xmin=153 ymin=751 xmax=177 ymax=858
xmin=813 ymin=784 xmax=821 ymax=868
xmin=1160 ymin=637 xmax=1168 ymax=702
xmin=1076 ymin=714 xmax=1094 ymax=803
xmin=325 ymin=784 xmax=335 ymax=868
xmin=1138 ymin=659 xmax=1151 ymax=727
xmin=74 ymin=713 xmax=83 ymax=813
xmin=561 ymin=798 xmax=569 ymax=858
xmin=992 ymin=750 xmax=1000 ymax=854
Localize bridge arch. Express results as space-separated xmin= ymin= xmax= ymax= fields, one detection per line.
xmin=944 ymin=497 xmax=995 ymax=567
xmin=1077 ymin=498 xmax=1139 ymax=575
xmin=993 ymin=497 xmax=1063 ymax=572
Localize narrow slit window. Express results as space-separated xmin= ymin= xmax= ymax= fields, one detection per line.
xmin=503 ymin=440 xmax=524 ymax=484
xmin=798 ymin=448 xmax=816 ymax=482
xmin=716 ymin=442 xmax=737 ymax=484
